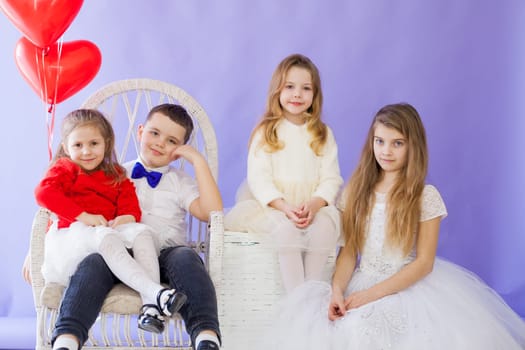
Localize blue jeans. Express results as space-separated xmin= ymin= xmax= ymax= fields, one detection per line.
xmin=52 ymin=246 xmax=221 ymax=348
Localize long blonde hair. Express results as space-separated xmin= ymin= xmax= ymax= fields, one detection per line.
xmin=342 ymin=103 xmax=428 ymax=256
xmin=250 ymin=53 xmax=327 ymax=155
xmin=53 ymin=109 xmax=126 ymax=184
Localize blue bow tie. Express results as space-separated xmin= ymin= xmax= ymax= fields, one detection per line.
xmin=131 ymin=162 xmax=162 ymax=188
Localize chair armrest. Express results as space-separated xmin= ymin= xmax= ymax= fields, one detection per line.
xmin=208 ymin=210 xmax=224 ymax=291
xmin=30 ymin=207 xmax=51 ymax=309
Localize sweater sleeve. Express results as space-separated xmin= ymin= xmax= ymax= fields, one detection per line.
xmin=116 ymin=178 xmax=142 ymax=222
xmin=247 ymin=130 xmax=285 ymax=206
xmin=312 ymin=127 xmax=344 ymax=205
xmin=34 ymin=159 xmax=85 ymax=222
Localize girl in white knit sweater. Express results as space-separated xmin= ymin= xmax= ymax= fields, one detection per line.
xmin=226 ymin=53 xmax=343 ymax=293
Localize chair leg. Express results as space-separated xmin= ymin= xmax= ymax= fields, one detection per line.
xmin=35 ymin=306 xmax=52 ymax=350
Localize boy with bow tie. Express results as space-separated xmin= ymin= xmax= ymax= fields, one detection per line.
xmin=49 ymin=104 xmax=223 ymax=350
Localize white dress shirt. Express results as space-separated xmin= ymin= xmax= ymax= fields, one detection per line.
xmin=124 ymin=158 xmax=199 ymax=248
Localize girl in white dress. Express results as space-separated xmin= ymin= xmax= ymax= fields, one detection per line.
xmin=225 ymin=54 xmax=343 ymax=292
xmin=264 ymin=103 xmax=525 ymax=349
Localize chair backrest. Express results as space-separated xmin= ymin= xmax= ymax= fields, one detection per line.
xmin=81 ymin=78 xmax=218 ymax=178
xmin=80 ymin=78 xmax=218 ymax=261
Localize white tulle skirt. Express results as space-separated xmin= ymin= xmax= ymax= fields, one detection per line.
xmin=42 ymin=221 xmax=155 ymax=286
xmin=261 ymin=258 xmax=525 ymax=350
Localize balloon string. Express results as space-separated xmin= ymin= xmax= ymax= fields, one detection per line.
xmin=52 ymin=39 xmax=63 ymax=108
xmin=44 ymin=39 xmax=63 ymax=160
xmin=46 ymin=105 xmax=56 ymax=160
xmin=36 ymin=39 xmax=63 ymax=161
xmin=34 ymin=45 xmax=47 ymax=107
xmin=34 ymin=46 xmax=52 ymax=160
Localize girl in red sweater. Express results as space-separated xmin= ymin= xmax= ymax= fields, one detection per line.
xmin=35 ymin=109 xmax=186 ymax=334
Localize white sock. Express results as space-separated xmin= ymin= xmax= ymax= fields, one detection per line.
xmin=195 ymin=332 xmax=220 ymax=349
xmin=133 ymin=233 xmax=161 ymax=305
xmin=304 ymin=214 xmax=337 ymax=281
xmin=53 ymin=335 xmax=79 ymax=350
xmin=98 ymin=233 xmax=162 ymax=300
xmin=271 ymin=218 xmax=306 ymax=293
xmin=304 ymin=251 xmax=329 ymax=281
xmin=278 ymin=250 xmax=304 ymax=293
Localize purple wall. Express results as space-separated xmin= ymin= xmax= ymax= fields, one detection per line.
xmin=1 ymin=0 xmax=523 ymax=329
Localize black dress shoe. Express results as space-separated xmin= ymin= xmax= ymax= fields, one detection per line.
xmin=197 ymin=340 xmax=219 ymax=350
xmin=157 ymin=288 xmax=188 ymax=316
xmin=138 ymin=304 xmax=165 ymax=334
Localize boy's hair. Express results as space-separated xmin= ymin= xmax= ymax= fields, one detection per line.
xmin=251 ymin=53 xmax=327 ymax=156
xmin=146 ymin=103 xmax=194 ymax=144
xmin=54 ymin=109 xmax=126 ymax=183
xmin=342 ymin=103 xmax=428 ymax=257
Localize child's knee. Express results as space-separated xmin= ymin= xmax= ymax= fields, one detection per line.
xmin=162 ymin=246 xmax=203 ymax=266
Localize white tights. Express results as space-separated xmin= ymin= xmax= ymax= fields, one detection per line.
xmin=98 ymin=232 xmax=162 ymax=306
xmin=275 ymin=214 xmax=337 ymax=293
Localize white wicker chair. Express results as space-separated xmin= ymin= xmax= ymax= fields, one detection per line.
xmin=29 ymin=78 xmax=225 ymax=350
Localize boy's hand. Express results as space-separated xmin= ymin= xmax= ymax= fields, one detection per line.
xmin=76 ymin=212 xmax=108 ymax=227
xmin=170 ymin=144 xmax=204 ymax=164
xmin=110 ymin=214 xmax=136 ymax=228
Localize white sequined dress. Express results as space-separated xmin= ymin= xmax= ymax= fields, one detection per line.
xmin=262 ymin=185 xmax=525 ymax=349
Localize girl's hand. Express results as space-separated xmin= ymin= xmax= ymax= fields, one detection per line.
xmin=76 ymin=212 xmax=108 ymax=227
xmin=295 ymin=197 xmax=327 ymax=229
xmin=269 ymin=198 xmax=308 ymax=226
xmin=22 ymin=251 xmax=31 ymax=284
xmin=295 ymin=203 xmax=313 ymax=229
xmin=344 ymin=289 xmax=381 ymax=310
xmin=110 ymin=214 xmax=136 ymax=228
xmin=283 ymin=204 xmax=308 ymax=227
xmin=328 ymin=288 xmax=347 ymax=321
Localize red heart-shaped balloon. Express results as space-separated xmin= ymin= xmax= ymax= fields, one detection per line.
xmin=0 ymin=0 xmax=83 ymax=48
xmin=15 ymin=37 xmax=102 ymax=104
